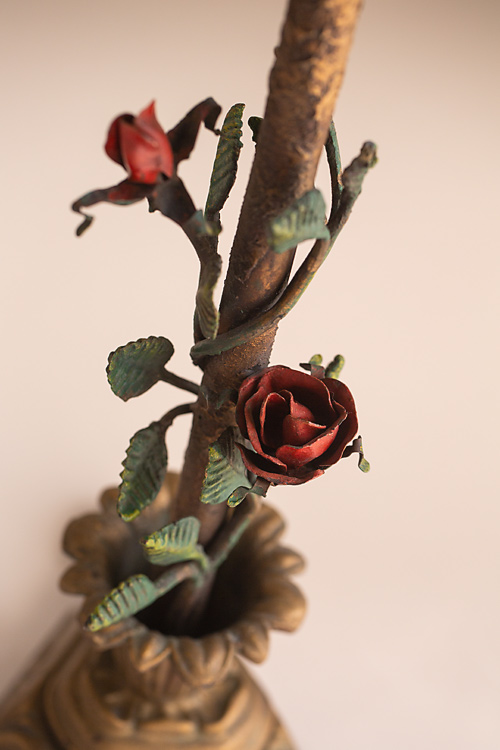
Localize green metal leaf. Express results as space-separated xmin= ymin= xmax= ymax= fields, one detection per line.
xmin=85 ymin=574 xmax=159 ymax=632
xmin=325 ymin=354 xmax=345 ymax=379
xmin=226 ymin=485 xmax=253 ymax=509
xmin=141 ymin=516 xmax=209 ymax=570
xmin=358 ymin=455 xmax=371 ymax=473
xmin=201 ymin=433 xmax=251 ymax=505
xmin=107 ymin=336 xmax=174 ymax=401
xmin=267 ymin=188 xmax=330 ymax=255
xmin=227 ymin=478 xmax=269 ymax=508
xmin=205 ymin=103 xmax=245 ymax=220
xmin=85 ymin=562 xmax=201 ymax=632
xmin=117 ymin=421 xmax=167 ymax=521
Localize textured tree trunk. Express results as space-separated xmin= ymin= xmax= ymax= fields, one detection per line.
xmin=170 ymin=0 xmax=362 ymax=546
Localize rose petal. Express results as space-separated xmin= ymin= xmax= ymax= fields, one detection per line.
xmin=282 ymin=415 xmax=326 ymax=446
xmin=323 ymin=378 xmax=357 ymax=417
xmin=283 ymin=390 xmax=315 ymax=422
xmin=260 ymin=392 xmax=288 ymax=449
xmin=135 ymin=101 xmax=174 ymax=177
xmin=317 ymin=379 xmax=359 ymax=467
xmin=244 ymin=393 xmax=266 ymax=456
xmin=244 ymin=381 xmax=286 ymax=459
xmin=135 ymin=101 xmax=162 ymax=132
xmin=105 ymin=113 xmax=133 ymax=166
xmin=118 ymin=119 xmax=168 ymax=184
xmin=258 ymin=366 xmax=336 ymax=419
xmin=238 ymin=445 xmax=323 ymax=485
xmin=276 ymin=425 xmax=339 ymax=468
xmin=237 ymin=443 xmax=287 ymax=474
xmin=104 ymin=104 xmax=174 ymax=181
xmin=235 ymin=372 xmax=262 ymax=437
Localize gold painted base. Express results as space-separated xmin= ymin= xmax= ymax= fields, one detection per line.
xmin=0 ymin=616 xmax=294 ymax=750
xmin=0 ymin=479 xmax=304 ymax=749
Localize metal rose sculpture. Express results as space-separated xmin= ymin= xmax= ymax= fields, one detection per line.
xmin=69 ymin=97 xmax=376 ymax=634
xmin=72 ymin=98 xmax=221 ymax=236
xmin=236 ymin=365 xmax=359 ymax=485
xmin=0 ymin=8 xmax=379 ymax=750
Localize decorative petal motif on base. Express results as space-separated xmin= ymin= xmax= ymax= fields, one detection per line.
xmin=61 ymin=474 xmax=306 ymax=694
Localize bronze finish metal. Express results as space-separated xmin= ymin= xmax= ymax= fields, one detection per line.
xmin=0 ymin=475 xmax=305 ymax=749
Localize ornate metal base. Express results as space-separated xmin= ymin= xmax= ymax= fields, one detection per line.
xmin=0 ymin=478 xmax=304 ymax=749
xmin=0 ymin=617 xmax=293 ymax=749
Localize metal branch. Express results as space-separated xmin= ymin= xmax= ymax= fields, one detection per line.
xmin=171 ymin=0 xmax=364 ymax=546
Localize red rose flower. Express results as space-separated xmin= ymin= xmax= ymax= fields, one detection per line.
xmin=236 ymin=365 xmax=358 ymax=485
xmin=72 ymin=98 xmax=221 ymax=235
xmin=104 ymin=101 xmax=174 ymax=184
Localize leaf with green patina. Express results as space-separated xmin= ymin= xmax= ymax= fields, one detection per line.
xmin=267 ymin=188 xmax=330 ymax=255
xmin=141 ymin=516 xmax=209 ymax=570
xmin=201 ymin=432 xmax=252 ymax=505
xmin=107 ymin=336 xmax=174 ymax=402
xmin=205 ymin=103 xmax=245 ymax=220
xmin=117 ymin=421 xmax=168 ymax=521
xmin=85 ymin=562 xmax=199 ymax=632
xmin=85 ymin=574 xmax=159 ymax=631
xmin=226 ymin=478 xmax=269 ymax=508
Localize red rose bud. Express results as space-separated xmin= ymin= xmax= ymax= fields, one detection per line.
xmin=105 ymin=101 xmax=174 ymax=183
xmin=236 ymin=365 xmax=358 ymax=485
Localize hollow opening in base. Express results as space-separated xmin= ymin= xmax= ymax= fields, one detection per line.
xmin=133 ymin=534 xmax=260 ymax=638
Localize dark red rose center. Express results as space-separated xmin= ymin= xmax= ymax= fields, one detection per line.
xmin=260 ymin=389 xmax=330 ymax=450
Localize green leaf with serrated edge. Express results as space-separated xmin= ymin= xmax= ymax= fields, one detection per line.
xmin=267 ymin=189 xmax=330 ymax=255
xmin=118 ymin=421 xmax=167 ymax=521
xmin=248 ymin=116 xmax=262 ymax=144
xmin=85 ymin=574 xmax=159 ymax=632
xmin=205 ymin=103 xmax=245 ymax=219
xmin=107 ymin=336 xmax=174 ymax=401
xmin=201 ymin=433 xmax=251 ymax=505
xmin=141 ymin=517 xmax=209 ymax=570
xmin=325 ymin=354 xmax=345 ymax=379
xmin=85 ymin=562 xmax=200 ymax=632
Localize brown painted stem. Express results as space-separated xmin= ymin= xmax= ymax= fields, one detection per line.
xmin=170 ymin=0 xmax=362 ymax=550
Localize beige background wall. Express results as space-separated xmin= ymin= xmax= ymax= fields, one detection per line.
xmin=1 ymin=0 xmax=499 ymax=746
